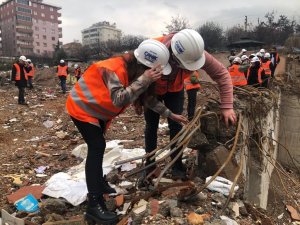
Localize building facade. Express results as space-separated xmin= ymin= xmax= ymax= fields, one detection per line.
xmin=0 ymin=0 xmax=62 ymax=57
xmin=82 ymin=21 xmax=121 ymax=47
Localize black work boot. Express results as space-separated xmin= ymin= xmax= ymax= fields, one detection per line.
xmin=85 ymin=194 xmax=118 ymax=225
xmin=171 ymin=161 xmax=187 ymax=180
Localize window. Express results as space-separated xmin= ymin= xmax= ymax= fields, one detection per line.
xmin=33 ymin=11 xmax=37 ymax=15
xmin=51 ymin=37 xmax=55 ymax=41
xmin=16 ymin=0 xmax=29 ymax=6
xmin=51 ymin=29 xmax=55 ymax=34
xmin=43 ymin=43 xmax=47 ymax=47
xmin=50 ymin=15 xmax=54 ymax=19
xmin=35 ymin=34 xmax=39 ymax=39
xmin=41 ymin=5 xmax=44 ymax=9
xmin=36 ymin=42 xmax=40 ymax=46
xmin=50 ymin=7 xmax=53 ymax=11
xmin=37 ymin=49 xmax=40 ymax=53
xmin=33 ymin=3 xmax=37 ymax=7
xmin=41 ymin=13 xmax=45 ymax=17
xmin=42 ymin=28 xmax=46 ymax=33
xmin=16 ymin=14 xmax=32 ymax=22
xmin=43 ymin=35 xmax=46 ymax=39
xmin=16 ymin=6 xmax=32 ymax=14
xmin=35 ymin=27 xmax=39 ymax=31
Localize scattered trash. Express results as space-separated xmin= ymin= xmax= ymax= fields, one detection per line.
xmin=34 ymin=166 xmax=49 ymax=174
xmin=206 ymin=176 xmax=239 ymax=196
xmin=286 ymin=205 xmax=300 ymax=221
xmin=15 ymin=194 xmax=39 ymax=213
xmin=9 ymin=118 xmax=18 ymax=122
xmin=133 ymin=199 xmax=148 ymax=215
xmin=1 ymin=209 xmax=25 ymax=225
xmin=159 ymin=122 xmax=168 ymax=129
xmin=220 ymin=215 xmax=239 ymax=225
xmin=187 ymin=212 xmax=210 ymax=225
xmin=35 ymin=151 xmax=51 ymax=157
xmin=278 ymin=213 xmax=284 ymax=219
xmin=4 ymin=174 xmax=25 ymax=186
xmin=43 ymin=120 xmax=54 ymax=128
xmin=71 ymin=143 xmax=87 ymax=159
xmin=121 ymin=162 xmax=137 ymax=172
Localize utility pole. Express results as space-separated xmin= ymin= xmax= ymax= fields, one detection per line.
xmin=258 ymin=17 xmax=260 ymax=25
xmin=245 ymin=16 xmax=248 ymax=32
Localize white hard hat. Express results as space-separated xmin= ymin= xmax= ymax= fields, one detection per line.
xmin=256 ymin=52 xmax=262 ymax=57
xmin=241 ymin=55 xmax=248 ymax=61
xmin=27 ymin=59 xmax=31 ymax=63
xmin=251 ymin=56 xmax=260 ymax=63
xmin=134 ymin=39 xmax=171 ymax=75
xmin=171 ymin=29 xmax=205 ymax=71
xmin=259 ymin=49 xmax=265 ymax=53
xmin=233 ymin=57 xmax=242 ymax=64
xmin=74 ymin=64 xmax=78 ymax=69
xmin=242 ymin=49 xmax=247 ymax=52
xmin=60 ymin=59 xmax=65 ymax=63
xmin=19 ymin=55 xmax=27 ymax=61
xmin=264 ymin=53 xmax=270 ymax=58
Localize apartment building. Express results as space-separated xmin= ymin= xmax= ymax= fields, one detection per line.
xmin=0 ymin=0 xmax=62 ymax=57
xmin=82 ymin=21 xmax=122 ymax=47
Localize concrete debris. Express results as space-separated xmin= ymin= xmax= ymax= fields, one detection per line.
xmin=219 ymin=215 xmax=239 ymax=225
xmin=1 ymin=209 xmax=25 ymax=225
xmin=7 ymin=185 xmax=45 ymax=203
xmin=206 ymin=176 xmax=239 ymax=196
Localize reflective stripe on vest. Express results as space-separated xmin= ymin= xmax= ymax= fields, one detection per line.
xmin=247 ymin=67 xmax=263 ymax=84
xmin=57 ymin=65 xmax=68 ymax=76
xmin=184 ymin=71 xmax=201 ymax=90
xmin=228 ymin=64 xmax=247 ymax=86
xmin=25 ymin=64 xmax=34 ymax=77
xmin=66 ymin=57 xmax=129 ymax=122
xmin=14 ymin=63 xmax=27 ymax=81
xmin=262 ymin=61 xmax=271 ymax=76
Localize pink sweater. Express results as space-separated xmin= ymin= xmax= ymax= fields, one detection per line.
xmin=202 ymin=51 xmax=233 ymax=109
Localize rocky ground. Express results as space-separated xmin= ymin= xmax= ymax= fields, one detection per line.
xmin=0 ymin=57 xmax=299 ymax=225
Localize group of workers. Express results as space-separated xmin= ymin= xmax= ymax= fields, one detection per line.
xmin=11 ymin=28 xmax=281 ymax=224
xmin=228 ymin=47 xmax=280 ymax=88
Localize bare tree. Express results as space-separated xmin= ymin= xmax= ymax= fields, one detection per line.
xmin=196 ymin=22 xmax=224 ymax=51
xmin=165 ymin=15 xmax=190 ymax=33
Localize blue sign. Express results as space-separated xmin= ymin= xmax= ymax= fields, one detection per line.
xmin=144 ymin=51 xmax=158 ymax=63
xmin=174 ymin=41 xmax=185 ymax=54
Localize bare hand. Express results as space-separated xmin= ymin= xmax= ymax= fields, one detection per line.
xmin=221 ymin=108 xmax=237 ymax=128
xmin=169 ymin=113 xmax=188 ymax=125
xmin=143 ymin=64 xmax=163 ymax=82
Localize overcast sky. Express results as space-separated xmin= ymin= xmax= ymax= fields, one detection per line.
xmin=1 ymin=0 xmax=300 ymax=43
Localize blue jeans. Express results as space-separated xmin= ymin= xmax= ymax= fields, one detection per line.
xmin=59 ymin=76 xmax=66 ymax=93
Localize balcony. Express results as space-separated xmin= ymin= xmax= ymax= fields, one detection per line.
xmin=16 ymin=36 xmax=34 ymax=41
xmin=17 ymin=43 xmax=34 ymax=49
xmin=16 ymin=20 xmax=33 ymax=26
xmin=16 ymin=28 xmax=33 ymax=34
xmin=59 ymin=33 xmax=62 ymax=38
xmin=58 ymin=27 xmax=62 ymax=32
xmin=58 ymin=20 xmax=62 ymax=24
xmin=57 ymin=13 xmax=61 ymax=17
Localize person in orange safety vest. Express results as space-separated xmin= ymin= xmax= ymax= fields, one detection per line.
xmin=184 ymin=71 xmax=201 ymax=120
xmin=11 ymin=55 xmax=32 ymax=105
xmin=57 ymin=59 xmax=68 ymax=93
xmin=25 ymin=59 xmax=34 ymax=89
xmin=261 ymin=53 xmax=274 ymax=88
xmin=247 ymin=56 xmax=266 ymax=88
xmin=65 ymin=39 xmax=187 ymax=225
xmin=228 ymin=57 xmax=247 ymax=87
xmin=74 ymin=64 xmax=82 ymax=81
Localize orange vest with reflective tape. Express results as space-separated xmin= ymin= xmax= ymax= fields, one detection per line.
xmin=25 ymin=63 xmax=34 ymax=77
xmin=14 ymin=63 xmax=27 ymax=81
xmin=57 ymin=65 xmax=68 ymax=77
xmin=154 ymin=34 xmax=192 ymax=95
xmin=184 ymin=71 xmax=201 ymax=90
xmin=66 ymin=57 xmax=129 ymax=124
xmin=261 ymin=61 xmax=271 ymax=76
xmin=228 ymin=64 xmax=247 ymax=86
xmin=247 ymin=67 xmax=263 ymax=84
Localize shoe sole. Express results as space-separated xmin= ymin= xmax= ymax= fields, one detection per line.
xmin=85 ymin=213 xmax=118 ymax=225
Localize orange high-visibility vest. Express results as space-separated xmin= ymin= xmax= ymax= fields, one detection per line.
xmin=57 ymin=65 xmax=68 ymax=77
xmin=261 ymin=61 xmax=271 ymax=76
xmin=228 ymin=64 xmax=247 ymax=86
xmin=13 ymin=63 xmax=27 ymax=81
xmin=66 ymin=57 xmax=129 ymax=124
xmin=247 ymin=67 xmax=264 ymax=84
xmin=25 ymin=63 xmax=34 ymax=77
xmin=184 ymin=71 xmax=201 ymax=90
xmin=154 ymin=34 xmax=192 ymax=95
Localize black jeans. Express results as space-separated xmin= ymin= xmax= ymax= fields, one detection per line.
xmin=71 ymin=117 xmax=107 ymax=195
xmin=186 ymin=88 xmax=198 ymax=121
xmin=144 ymin=90 xmax=184 ymax=167
xmin=59 ymin=76 xmax=67 ymax=93
xmin=18 ymin=87 xmax=25 ymax=103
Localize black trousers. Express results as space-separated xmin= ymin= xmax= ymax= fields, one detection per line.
xmin=59 ymin=76 xmax=67 ymax=93
xmin=71 ymin=117 xmax=107 ymax=195
xmin=186 ymin=88 xmax=198 ymax=121
xmin=18 ymin=87 xmax=25 ymax=103
xmin=144 ymin=90 xmax=184 ymax=167
xmin=27 ymin=76 xmax=33 ymax=89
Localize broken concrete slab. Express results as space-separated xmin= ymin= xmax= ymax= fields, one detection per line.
xmin=7 ymin=185 xmax=45 ymax=203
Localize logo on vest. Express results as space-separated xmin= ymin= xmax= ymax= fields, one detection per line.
xmin=174 ymin=41 xmax=185 ymax=54
xmin=144 ymin=51 xmax=158 ymax=63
